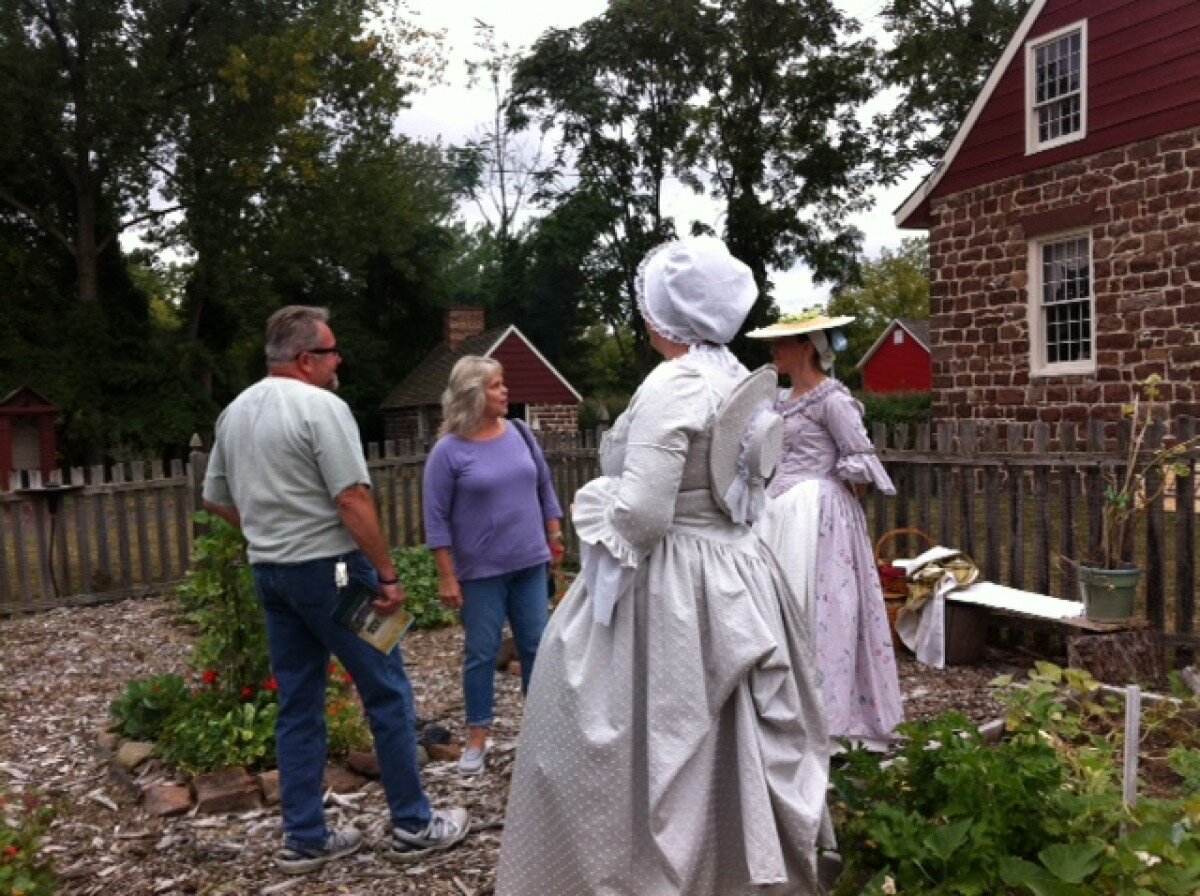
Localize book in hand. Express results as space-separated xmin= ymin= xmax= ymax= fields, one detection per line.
xmin=332 ymin=578 xmax=415 ymax=654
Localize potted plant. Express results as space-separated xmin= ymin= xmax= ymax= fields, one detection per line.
xmin=1075 ymin=374 xmax=1198 ymax=622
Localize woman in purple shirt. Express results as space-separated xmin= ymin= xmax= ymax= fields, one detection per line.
xmin=422 ymin=355 xmax=564 ymax=777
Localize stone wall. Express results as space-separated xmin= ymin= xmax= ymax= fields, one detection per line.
xmin=927 ymin=124 xmax=1200 ymax=434
xmin=528 ymin=403 xmax=579 ymax=435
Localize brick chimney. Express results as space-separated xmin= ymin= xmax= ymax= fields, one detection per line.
xmin=445 ymin=306 xmax=485 ymax=352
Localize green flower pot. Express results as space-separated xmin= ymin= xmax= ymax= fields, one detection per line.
xmin=1078 ymin=565 xmax=1140 ymax=623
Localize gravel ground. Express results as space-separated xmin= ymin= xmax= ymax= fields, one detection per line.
xmin=0 ymin=596 xmax=1031 ymax=896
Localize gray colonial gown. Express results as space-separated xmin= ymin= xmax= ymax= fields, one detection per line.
xmin=495 ymin=349 xmax=831 ymax=896
xmin=756 ymin=379 xmax=904 ymax=744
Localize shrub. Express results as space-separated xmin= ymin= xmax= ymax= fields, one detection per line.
xmin=157 ymin=690 xmax=279 ymax=775
xmin=109 ymin=674 xmax=191 ymax=741
xmin=176 ymin=513 xmax=269 ymax=692
xmin=392 ymin=546 xmax=457 ymax=629
xmin=858 ymin=391 xmax=931 ymax=439
xmin=0 ymin=789 xmax=56 ymax=896
xmin=831 ymin=663 xmax=1200 ymax=895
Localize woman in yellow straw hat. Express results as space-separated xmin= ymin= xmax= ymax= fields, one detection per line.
xmin=747 ymin=310 xmax=903 ymax=750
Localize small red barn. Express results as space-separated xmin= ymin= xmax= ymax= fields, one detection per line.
xmin=382 ymin=307 xmax=582 ymax=443
xmin=857 ymin=319 xmax=932 ymax=395
xmin=0 ymin=386 xmax=58 ymax=489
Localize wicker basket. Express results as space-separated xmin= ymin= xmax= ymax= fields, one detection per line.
xmin=874 ymin=528 xmax=934 ymax=653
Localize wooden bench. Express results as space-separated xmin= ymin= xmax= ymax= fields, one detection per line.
xmin=936 ymin=582 xmax=1142 ymax=666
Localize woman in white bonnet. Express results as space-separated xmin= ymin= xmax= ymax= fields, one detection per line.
xmin=495 ymin=236 xmax=832 ymax=896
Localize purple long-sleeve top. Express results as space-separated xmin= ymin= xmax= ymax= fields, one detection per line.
xmin=422 ymin=421 xmax=564 ymax=582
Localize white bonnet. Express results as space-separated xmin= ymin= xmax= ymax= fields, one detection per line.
xmin=636 ymin=236 xmax=758 ymax=346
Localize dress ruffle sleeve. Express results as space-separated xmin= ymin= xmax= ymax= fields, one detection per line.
xmin=824 ymin=386 xmax=896 ymax=494
xmin=571 ymin=363 xmax=710 ymax=623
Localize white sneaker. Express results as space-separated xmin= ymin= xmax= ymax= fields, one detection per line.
xmin=382 ymin=807 xmax=471 ymax=863
xmin=457 ymin=744 xmax=487 ymax=776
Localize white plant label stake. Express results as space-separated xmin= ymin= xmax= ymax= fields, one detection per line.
xmin=1123 ymin=684 xmax=1141 ymax=810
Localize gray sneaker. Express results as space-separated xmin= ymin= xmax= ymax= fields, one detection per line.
xmin=276 ymin=827 xmax=362 ymax=874
xmin=382 ymin=807 xmax=471 ymax=863
xmin=457 ymin=744 xmax=487 ymax=776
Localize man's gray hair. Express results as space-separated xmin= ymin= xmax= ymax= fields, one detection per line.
xmin=265 ymin=306 xmax=330 ymax=365
xmin=439 ymin=355 xmax=502 ymax=438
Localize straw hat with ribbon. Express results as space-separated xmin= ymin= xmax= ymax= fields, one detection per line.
xmin=745 ymin=310 xmax=855 ymax=370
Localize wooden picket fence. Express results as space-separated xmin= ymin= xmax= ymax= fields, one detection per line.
xmin=0 ymin=433 xmax=601 ymax=614
xmin=868 ymin=416 xmax=1199 ymax=656
xmin=2 ymin=423 xmax=1196 ymax=660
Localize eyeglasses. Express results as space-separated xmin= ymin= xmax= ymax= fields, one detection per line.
xmin=298 ymin=346 xmax=341 ymax=359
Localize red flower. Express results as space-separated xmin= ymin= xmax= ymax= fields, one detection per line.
xmin=202 ymin=669 xmax=218 ymax=685
xmin=264 ymin=675 xmax=279 ymax=692
xmin=241 ymin=686 xmax=254 ymax=700
xmin=4 ymin=845 xmax=19 ymax=857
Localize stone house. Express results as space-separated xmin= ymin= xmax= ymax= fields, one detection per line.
xmin=895 ymin=0 xmax=1200 ymax=431
xmin=381 ymin=308 xmax=582 ymax=444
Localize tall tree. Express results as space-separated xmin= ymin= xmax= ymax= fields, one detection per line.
xmin=509 ymin=0 xmax=894 ymax=371
xmin=0 ymin=0 xmax=454 ymax=458
xmin=827 ymin=235 xmax=930 ymax=384
xmin=508 ymin=0 xmax=706 ymax=373
xmin=880 ymin=0 xmax=1033 ymax=165
xmin=454 ymin=21 xmax=550 ymax=324
xmin=691 ymin=0 xmax=885 ymax=342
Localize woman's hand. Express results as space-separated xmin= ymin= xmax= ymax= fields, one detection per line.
xmin=439 ymin=579 xmax=463 ymax=610
xmin=548 ymin=532 xmax=566 ymax=569
xmin=846 ymin=480 xmax=871 ymax=500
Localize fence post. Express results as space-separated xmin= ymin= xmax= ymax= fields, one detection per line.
xmin=1176 ymin=417 xmax=1197 ymax=665
xmin=189 ymin=433 xmax=209 ymax=540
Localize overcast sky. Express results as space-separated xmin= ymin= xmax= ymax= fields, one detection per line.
xmin=394 ymin=0 xmax=930 ymax=312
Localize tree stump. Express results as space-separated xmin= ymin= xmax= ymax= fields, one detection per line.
xmin=1067 ymin=629 xmax=1165 ymax=688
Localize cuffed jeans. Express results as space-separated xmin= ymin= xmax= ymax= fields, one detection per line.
xmin=459 ymin=563 xmax=549 ymax=728
xmin=252 ymin=551 xmax=431 ymax=849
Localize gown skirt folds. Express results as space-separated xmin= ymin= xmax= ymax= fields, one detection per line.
xmin=755 ymin=379 xmax=904 ymax=743
xmin=496 ymin=347 xmax=831 ymax=896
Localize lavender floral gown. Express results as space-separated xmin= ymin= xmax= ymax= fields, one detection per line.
xmin=756 ymin=379 xmax=904 ymax=744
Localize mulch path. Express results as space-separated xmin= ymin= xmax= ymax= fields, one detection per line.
xmin=0 ymin=596 xmax=1029 ymax=895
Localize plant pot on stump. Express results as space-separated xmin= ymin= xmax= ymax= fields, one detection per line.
xmin=1078 ymin=565 xmax=1140 ymax=623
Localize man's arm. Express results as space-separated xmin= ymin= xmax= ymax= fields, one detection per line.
xmin=335 ymin=483 xmax=404 ymax=613
xmin=202 ymin=500 xmax=242 ymax=530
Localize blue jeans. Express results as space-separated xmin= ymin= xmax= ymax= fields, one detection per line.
xmin=459 ymin=563 xmax=549 ymax=728
xmin=252 ymin=551 xmax=431 ymax=849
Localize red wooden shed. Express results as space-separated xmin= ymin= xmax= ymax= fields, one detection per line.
xmin=382 ymin=308 xmax=582 ymax=443
xmin=857 ymin=319 xmax=932 ymax=395
xmin=0 ymin=386 xmax=58 ymax=489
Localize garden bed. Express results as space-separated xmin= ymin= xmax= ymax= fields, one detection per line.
xmin=0 ymin=594 xmax=1035 ymax=895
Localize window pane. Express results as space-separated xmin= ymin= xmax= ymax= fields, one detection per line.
xmin=1040 ymin=235 xmax=1092 ymax=364
xmin=1033 ymin=30 xmax=1083 ymax=144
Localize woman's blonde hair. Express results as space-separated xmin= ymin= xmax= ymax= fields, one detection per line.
xmin=439 ymin=355 xmax=503 ymax=437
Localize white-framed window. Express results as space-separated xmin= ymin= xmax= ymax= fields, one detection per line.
xmin=1026 ymin=21 xmax=1087 ymax=154
xmin=893 ymin=329 xmax=905 ymax=345
xmin=1028 ymin=231 xmax=1094 ymax=375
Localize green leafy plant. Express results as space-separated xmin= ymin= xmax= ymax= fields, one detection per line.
xmin=392 ymin=546 xmax=457 ymax=629
xmin=1089 ymin=375 xmax=1199 ymax=569
xmin=109 ymin=674 xmax=191 ymax=741
xmin=156 ymin=690 xmax=280 ymax=775
xmin=176 ymin=513 xmax=269 ymax=690
xmin=831 ymin=662 xmax=1200 ymax=895
xmin=0 ymin=789 xmax=56 ymax=896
